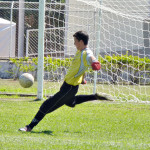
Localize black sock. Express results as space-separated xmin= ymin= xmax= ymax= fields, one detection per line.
xmin=28 ymin=110 xmax=45 ymax=129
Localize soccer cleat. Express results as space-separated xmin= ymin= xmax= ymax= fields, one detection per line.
xmin=95 ymin=93 xmax=114 ymax=101
xmin=19 ymin=125 xmax=32 ymax=132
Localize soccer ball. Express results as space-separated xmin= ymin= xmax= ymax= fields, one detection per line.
xmin=19 ymin=73 xmax=34 ymax=88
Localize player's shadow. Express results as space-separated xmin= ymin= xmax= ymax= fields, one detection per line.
xmin=31 ymin=130 xmax=53 ymax=135
xmin=30 ymin=96 xmax=50 ymax=102
xmin=64 ymin=130 xmax=82 ymax=134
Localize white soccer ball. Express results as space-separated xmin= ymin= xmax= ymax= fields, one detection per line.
xmin=19 ymin=73 xmax=34 ymax=88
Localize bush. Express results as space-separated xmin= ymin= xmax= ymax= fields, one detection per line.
xmin=99 ymin=52 xmax=150 ymax=84
xmin=9 ymin=54 xmax=150 ymax=84
xmin=9 ymin=56 xmax=73 ymax=80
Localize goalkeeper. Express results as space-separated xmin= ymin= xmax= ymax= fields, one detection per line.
xmin=19 ymin=31 xmax=113 ymax=132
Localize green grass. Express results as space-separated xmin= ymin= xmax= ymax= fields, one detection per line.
xmin=0 ymin=79 xmax=150 ymax=102
xmin=0 ymin=99 xmax=150 ymax=150
xmin=0 ymin=79 xmax=150 ymax=149
xmin=0 ymin=79 xmax=37 ymax=95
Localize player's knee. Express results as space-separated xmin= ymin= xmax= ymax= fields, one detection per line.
xmin=65 ymin=103 xmax=76 ymax=108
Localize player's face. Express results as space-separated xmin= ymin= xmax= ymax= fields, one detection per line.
xmin=74 ymin=37 xmax=82 ymax=50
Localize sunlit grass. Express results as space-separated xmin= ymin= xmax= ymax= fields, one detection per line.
xmin=0 ymin=79 xmax=150 ymax=149
xmin=0 ymin=79 xmax=150 ymax=102
xmin=0 ymin=79 xmax=37 ymax=94
xmin=0 ymin=99 xmax=150 ymax=150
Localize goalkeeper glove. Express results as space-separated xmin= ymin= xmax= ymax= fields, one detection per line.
xmin=91 ymin=61 xmax=101 ymax=70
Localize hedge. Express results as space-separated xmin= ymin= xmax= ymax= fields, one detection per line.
xmin=9 ymin=54 xmax=150 ymax=84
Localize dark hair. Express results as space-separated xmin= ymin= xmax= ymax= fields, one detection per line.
xmin=73 ymin=31 xmax=89 ymax=45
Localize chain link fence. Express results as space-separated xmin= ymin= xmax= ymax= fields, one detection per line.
xmin=0 ymin=1 xmax=39 ymax=58
xmin=0 ymin=1 xmax=66 ymax=58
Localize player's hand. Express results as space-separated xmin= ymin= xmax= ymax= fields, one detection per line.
xmin=81 ymin=79 xmax=87 ymax=84
xmin=91 ymin=61 xmax=101 ymax=70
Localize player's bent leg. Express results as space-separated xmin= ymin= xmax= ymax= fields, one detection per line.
xmin=40 ymin=82 xmax=78 ymax=113
xmin=74 ymin=94 xmax=96 ymax=105
xmin=73 ymin=93 xmax=114 ymax=106
xmin=65 ymin=99 xmax=76 ymax=107
xmin=19 ymin=82 xmax=79 ymax=132
xmin=65 ymin=95 xmax=96 ymax=107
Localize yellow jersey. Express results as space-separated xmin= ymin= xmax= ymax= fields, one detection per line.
xmin=64 ymin=48 xmax=93 ymax=86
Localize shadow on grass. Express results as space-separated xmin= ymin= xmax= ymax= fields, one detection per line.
xmin=28 ymin=98 xmax=44 ymax=102
xmin=64 ymin=130 xmax=82 ymax=134
xmin=31 ymin=130 xmax=54 ymax=135
xmin=29 ymin=97 xmax=49 ymax=102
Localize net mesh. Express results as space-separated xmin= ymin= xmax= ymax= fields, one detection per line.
xmin=37 ymin=0 xmax=150 ymax=102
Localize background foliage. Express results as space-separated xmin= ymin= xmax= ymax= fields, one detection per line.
xmin=9 ymin=54 xmax=150 ymax=84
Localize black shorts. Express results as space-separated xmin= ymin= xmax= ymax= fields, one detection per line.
xmin=39 ymin=82 xmax=79 ymax=114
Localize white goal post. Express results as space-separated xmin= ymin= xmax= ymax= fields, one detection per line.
xmin=36 ymin=0 xmax=150 ymax=102
xmin=37 ymin=0 xmax=45 ymax=99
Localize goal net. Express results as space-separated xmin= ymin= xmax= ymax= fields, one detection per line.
xmin=34 ymin=0 xmax=150 ymax=102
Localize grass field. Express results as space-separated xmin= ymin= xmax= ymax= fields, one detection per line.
xmin=0 ymin=98 xmax=150 ymax=150
xmin=0 ymin=79 xmax=150 ymax=102
xmin=0 ymin=79 xmax=150 ymax=149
